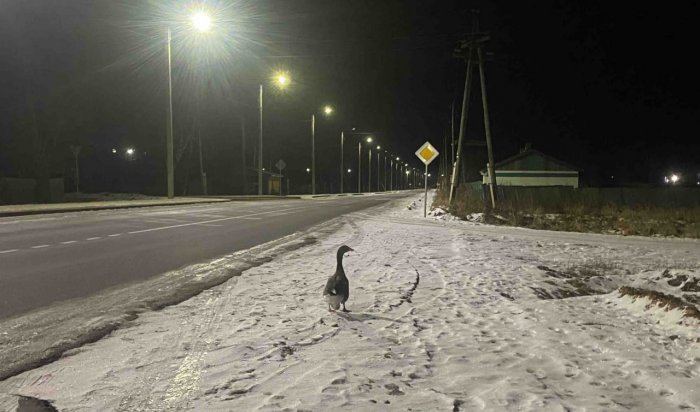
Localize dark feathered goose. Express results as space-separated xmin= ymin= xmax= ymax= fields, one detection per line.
xmin=323 ymin=245 xmax=353 ymax=312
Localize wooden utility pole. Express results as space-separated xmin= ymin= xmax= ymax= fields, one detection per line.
xmin=449 ymin=34 xmax=476 ymax=205
xmin=478 ymin=47 xmax=497 ymax=208
xmin=449 ymin=10 xmax=498 ymax=209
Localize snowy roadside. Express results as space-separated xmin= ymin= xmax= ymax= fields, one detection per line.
xmin=1 ymin=192 xmax=699 ymax=411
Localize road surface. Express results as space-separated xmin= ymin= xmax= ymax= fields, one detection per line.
xmin=0 ymin=194 xmax=405 ymax=319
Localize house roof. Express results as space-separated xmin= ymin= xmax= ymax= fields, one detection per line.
xmin=480 ymin=148 xmax=580 ymax=173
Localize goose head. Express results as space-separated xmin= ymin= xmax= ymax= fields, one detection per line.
xmin=337 ymin=245 xmax=354 ymax=257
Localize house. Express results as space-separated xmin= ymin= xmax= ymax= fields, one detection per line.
xmin=480 ymin=145 xmax=579 ymax=188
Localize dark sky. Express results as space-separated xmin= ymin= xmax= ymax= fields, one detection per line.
xmin=1 ymin=0 xmax=698 ymax=194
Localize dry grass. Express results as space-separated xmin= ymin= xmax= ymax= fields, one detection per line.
xmin=435 ymin=187 xmax=700 ymax=238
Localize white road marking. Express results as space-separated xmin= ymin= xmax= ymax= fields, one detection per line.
xmin=127 ymin=205 xmax=314 ymax=235
xmin=4 ymin=204 xmax=319 ymax=252
xmin=0 ymin=216 xmax=61 ymax=225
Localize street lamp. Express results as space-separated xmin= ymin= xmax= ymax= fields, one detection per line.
xmin=190 ymin=11 xmax=212 ymax=32
xmin=257 ymin=70 xmax=291 ymax=195
xmin=164 ymin=9 xmax=214 ymax=199
xmin=395 ymin=156 xmax=400 ymax=190
xmin=339 ymin=130 xmax=375 ymax=193
xmin=310 ymin=105 xmax=333 ymax=194
xmin=383 ymin=150 xmax=390 ymax=192
xmin=388 ymin=153 xmax=393 ymax=191
xmin=362 ymin=137 xmax=373 ymax=192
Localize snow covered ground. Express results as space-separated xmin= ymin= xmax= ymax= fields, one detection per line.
xmin=1 ymin=192 xmax=699 ymax=411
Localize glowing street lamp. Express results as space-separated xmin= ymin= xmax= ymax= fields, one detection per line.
xmin=310 ymin=104 xmax=333 ymax=194
xmin=375 ymin=146 xmax=381 ymax=191
xmin=191 ymin=11 xmax=212 ymax=32
xmin=273 ymin=71 xmax=291 ymax=89
xmin=126 ymin=148 xmax=135 ymax=156
xmin=257 ymin=70 xmax=292 ymax=195
xmin=165 ymin=8 xmax=213 ymax=198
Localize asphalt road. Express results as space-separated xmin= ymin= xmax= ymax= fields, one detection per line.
xmin=0 ymin=194 xmax=405 ymax=319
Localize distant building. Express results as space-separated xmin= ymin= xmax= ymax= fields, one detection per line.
xmin=480 ymin=145 xmax=579 ymax=188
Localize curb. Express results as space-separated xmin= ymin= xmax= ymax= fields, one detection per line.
xmin=0 ymin=199 xmax=237 ymax=218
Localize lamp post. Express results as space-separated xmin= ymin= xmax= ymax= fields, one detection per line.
xmin=358 ymin=136 xmax=372 ymax=192
xmin=258 ymin=71 xmax=290 ymax=195
xmin=404 ymin=163 xmax=409 ymax=188
xmin=368 ymin=147 xmax=372 ymax=192
xmin=310 ymin=105 xmax=333 ymax=195
xmin=375 ymin=146 xmax=381 ymax=191
xmin=383 ymin=151 xmax=388 ymax=192
xmin=165 ymin=10 xmax=212 ymax=199
xmin=166 ymin=27 xmax=174 ymax=198
xmin=389 ymin=155 xmax=393 ymax=191
xmin=339 ymin=131 xmax=375 ymax=193
xmin=395 ymin=156 xmax=400 ymax=190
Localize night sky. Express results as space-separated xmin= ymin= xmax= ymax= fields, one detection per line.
xmin=1 ymin=0 xmax=698 ymax=195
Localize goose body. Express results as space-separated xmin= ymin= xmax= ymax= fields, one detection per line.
xmin=323 ymin=245 xmax=353 ymax=312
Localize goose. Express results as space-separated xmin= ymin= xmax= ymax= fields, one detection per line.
xmin=323 ymin=245 xmax=354 ymax=312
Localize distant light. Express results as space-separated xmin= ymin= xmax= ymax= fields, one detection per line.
xmin=670 ymin=174 xmax=679 ymax=183
xmin=441 ymin=174 xmax=444 ymax=177
xmin=111 ymin=148 xmax=117 ymax=154
xmin=366 ymin=137 xmax=373 ymax=143
xmin=126 ymin=148 xmax=135 ymax=156
xmin=262 ymin=168 xmax=266 ymax=171
xmin=347 ymin=168 xmax=352 ymax=173
xmin=405 ymin=170 xmax=410 ymax=175
xmin=405 ymin=163 xmax=408 ymax=167
xmin=191 ymin=11 xmax=212 ymax=33
xmin=306 ymin=168 xmax=310 ymax=172
xmin=428 ymin=173 xmax=431 ymax=177
xmin=323 ymin=105 xmax=333 ymax=115
xmin=376 ymin=145 xmax=381 ymax=150
xmin=396 ymin=157 xmax=400 ymax=161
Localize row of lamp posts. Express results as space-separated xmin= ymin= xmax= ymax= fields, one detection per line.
xmin=164 ymin=8 xmax=422 ymax=197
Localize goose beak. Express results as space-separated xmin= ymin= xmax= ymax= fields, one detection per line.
xmin=348 ymin=247 xmax=354 ymax=251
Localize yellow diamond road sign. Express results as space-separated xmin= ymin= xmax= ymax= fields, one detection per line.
xmin=415 ymin=141 xmax=439 ymax=165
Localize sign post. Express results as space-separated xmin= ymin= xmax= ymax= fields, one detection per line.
xmin=275 ymin=159 xmax=286 ymax=196
xmin=415 ymin=141 xmax=439 ymax=217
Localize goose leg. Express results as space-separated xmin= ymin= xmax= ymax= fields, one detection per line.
xmin=341 ymin=303 xmax=350 ymax=313
xmin=328 ymin=304 xmax=334 ymax=312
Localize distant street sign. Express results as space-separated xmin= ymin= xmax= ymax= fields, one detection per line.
xmin=415 ymin=141 xmax=439 ymax=165
xmin=415 ymin=141 xmax=439 ymax=218
xmin=275 ymin=159 xmax=286 ymax=171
